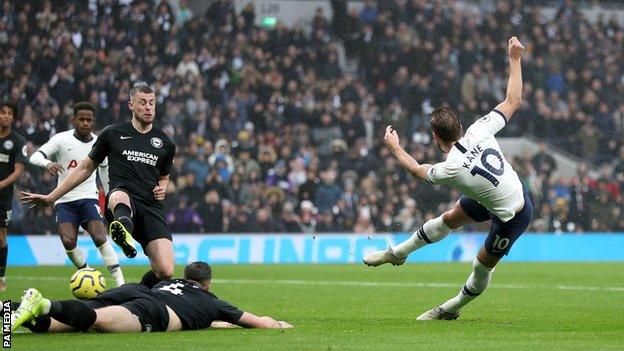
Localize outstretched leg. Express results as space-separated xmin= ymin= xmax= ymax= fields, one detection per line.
xmin=364 ymin=201 xmax=478 ymax=266
xmin=12 ymin=289 xmax=97 ymax=332
xmin=418 ymin=192 xmax=532 ymax=320
xmin=417 ymin=247 xmax=498 ymax=320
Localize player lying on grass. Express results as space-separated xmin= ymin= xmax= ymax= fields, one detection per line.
xmin=364 ymin=37 xmax=532 ymax=320
xmin=11 ymin=261 xmax=292 ymax=332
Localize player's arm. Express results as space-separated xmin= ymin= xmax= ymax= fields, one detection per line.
xmin=98 ymin=157 xmax=110 ymax=194
xmin=494 ymin=36 xmax=524 ymax=121
xmin=153 ymin=174 xmax=169 ymax=201
xmin=0 ymin=163 xmax=25 ymax=189
xmin=154 ymin=142 xmax=175 ymax=201
xmin=384 ymin=126 xmax=432 ymax=182
xmin=0 ymin=137 xmax=28 ymax=189
xmin=235 ymin=312 xmax=293 ymax=329
xmin=30 ymin=137 xmax=64 ymax=176
xmin=21 ymin=157 xmax=97 ymax=207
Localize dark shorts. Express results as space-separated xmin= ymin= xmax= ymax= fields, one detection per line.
xmin=85 ymin=283 xmax=169 ymax=332
xmin=0 ymin=200 xmax=11 ymax=228
xmin=55 ymin=199 xmax=103 ymax=226
xmin=104 ymin=188 xmax=171 ymax=249
xmin=459 ymin=190 xmax=533 ymax=257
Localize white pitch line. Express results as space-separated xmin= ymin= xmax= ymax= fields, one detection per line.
xmin=8 ymin=276 xmax=624 ymax=293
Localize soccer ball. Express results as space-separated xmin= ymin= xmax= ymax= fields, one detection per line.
xmin=70 ymin=268 xmax=106 ymax=299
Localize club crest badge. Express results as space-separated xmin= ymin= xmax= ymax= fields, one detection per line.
xmin=150 ymin=137 xmax=163 ymax=149
xmin=3 ymin=140 xmax=14 ymax=150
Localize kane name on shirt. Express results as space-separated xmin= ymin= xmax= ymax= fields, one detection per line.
xmin=0 ymin=131 xmax=27 ymax=200
xmin=88 ymin=122 xmax=175 ymax=202
xmin=152 ymin=279 xmax=244 ymax=330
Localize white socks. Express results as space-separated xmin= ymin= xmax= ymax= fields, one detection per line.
xmin=98 ymin=241 xmax=125 ymax=287
xmin=68 ymin=242 xmax=125 ymax=287
xmin=66 ymin=247 xmax=87 ymax=269
xmin=393 ymin=216 xmax=453 ymax=257
xmin=440 ymin=258 xmax=495 ymax=313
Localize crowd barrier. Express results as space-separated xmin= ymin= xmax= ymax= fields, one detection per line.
xmin=6 ymin=233 xmax=624 ymax=265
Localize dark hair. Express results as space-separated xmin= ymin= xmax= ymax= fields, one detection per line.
xmin=184 ymin=261 xmax=212 ymax=284
xmin=430 ymin=107 xmax=461 ymax=143
xmin=0 ymin=102 xmax=18 ymax=118
xmin=73 ymin=102 xmax=95 ymax=116
xmin=129 ymin=82 xmax=154 ymax=98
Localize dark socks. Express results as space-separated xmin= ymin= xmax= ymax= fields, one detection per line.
xmin=113 ymin=203 xmax=132 ymax=220
xmin=0 ymin=245 xmax=7 ymax=276
xmin=48 ymin=300 xmax=97 ymax=332
xmin=140 ymin=270 xmax=161 ymax=289
xmin=113 ymin=203 xmax=134 ymax=232
xmin=23 ymin=316 xmax=52 ymax=333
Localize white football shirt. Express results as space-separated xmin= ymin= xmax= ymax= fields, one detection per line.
xmin=426 ymin=110 xmax=524 ymax=222
xmin=36 ymin=130 xmax=108 ymax=204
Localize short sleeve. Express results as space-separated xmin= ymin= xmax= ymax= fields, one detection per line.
xmin=214 ymin=298 xmax=244 ymax=324
xmin=159 ymin=141 xmax=176 ymax=176
xmin=426 ymin=162 xmax=461 ymax=185
xmin=37 ymin=134 xmax=60 ymax=160
xmin=89 ymin=127 xmax=112 ymax=164
xmin=14 ymin=135 xmax=28 ymax=165
xmin=467 ymin=109 xmax=507 ymax=137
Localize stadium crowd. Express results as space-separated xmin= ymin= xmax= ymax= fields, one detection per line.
xmin=0 ymin=0 xmax=623 ymax=234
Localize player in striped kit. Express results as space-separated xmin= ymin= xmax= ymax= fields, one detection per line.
xmin=29 ymin=102 xmax=124 ymax=287
xmin=364 ymin=37 xmax=531 ymax=320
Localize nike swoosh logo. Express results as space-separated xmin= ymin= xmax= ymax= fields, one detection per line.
xmin=120 ymin=136 xmax=132 ymax=140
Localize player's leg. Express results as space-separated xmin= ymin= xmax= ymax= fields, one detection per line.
xmin=12 ymin=288 xmax=97 ymax=332
xmin=82 ymin=199 xmax=125 ymax=286
xmin=364 ymin=198 xmax=483 ymax=266
xmin=419 ymin=194 xmax=534 ymax=320
xmin=90 ymin=306 xmax=142 ymax=332
xmin=135 ymin=203 xmax=174 ymax=287
xmin=0 ymin=228 xmax=7 ymax=292
xmin=417 ymin=247 xmax=498 ymax=320
xmin=144 ymin=238 xmax=174 ymax=281
xmin=56 ymin=202 xmax=90 ymax=269
xmin=17 ymin=316 xmax=74 ymax=333
xmin=0 ymin=207 xmax=11 ymax=291
xmin=106 ymin=189 xmax=137 ymax=258
xmin=84 ymin=220 xmax=125 ymax=286
xmin=58 ymin=223 xmax=89 ymax=269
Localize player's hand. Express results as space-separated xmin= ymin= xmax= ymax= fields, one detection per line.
xmin=153 ymin=185 xmax=166 ymax=201
xmin=210 ymin=321 xmax=239 ymax=329
xmin=46 ymin=162 xmax=64 ymax=176
xmin=508 ymin=36 xmax=525 ymax=60
xmin=277 ymin=321 xmax=294 ymax=329
xmin=20 ymin=191 xmax=54 ymax=208
xmin=384 ymin=125 xmax=400 ymax=151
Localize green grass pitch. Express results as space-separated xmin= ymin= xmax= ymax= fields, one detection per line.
xmin=4 ymin=263 xmax=623 ymax=350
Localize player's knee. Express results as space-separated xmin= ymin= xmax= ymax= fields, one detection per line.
xmin=89 ymin=230 xmax=107 ymax=247
xmin=0 ymin=229 xmax=6 ymax=244
xmin=60 ymin=233 xmax=77 ymax=250
xmin=154 ymin=266 xmax=174 ymax=280
xmin=108 ymin=191 xmax=130 ymax=208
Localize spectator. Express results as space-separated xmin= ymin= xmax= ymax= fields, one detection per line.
xmin=3 ymin=0 xmax=623 ymax=234
xmin=166 ymin=196 xmax=204 ymax=233
xmin=197 ymin=190 xmax=224 ymax=233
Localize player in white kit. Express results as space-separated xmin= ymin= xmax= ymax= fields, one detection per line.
xmin=364 ymin=37 xmax=531 ymax=320
xmin=29 ymin=102 xmax=125 ymax=287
